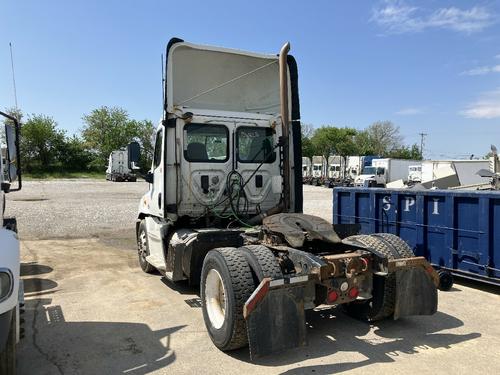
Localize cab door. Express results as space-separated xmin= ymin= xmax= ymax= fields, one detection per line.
xmin=151 ymin=127 xmax=164 ymax=217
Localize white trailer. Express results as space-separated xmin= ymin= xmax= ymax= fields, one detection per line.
xmin=105 ymin=146 xmax=138 ymax=182
xmin=0 ymin=111 xmax=23 ymax=374
xmin=355 ymin=158 xmax=420 ymax=187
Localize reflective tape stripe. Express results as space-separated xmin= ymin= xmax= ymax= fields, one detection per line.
xmin=269 ymin=279 xmax=285 ymax=287
xmin=290 ymin=275 xmax=308 ymax=283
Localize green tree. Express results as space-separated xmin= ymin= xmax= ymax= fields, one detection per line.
xmin=56 ymin=135 xmax=94 ymax=171
xmin=387 ymin=144 xmax=422 ymax=160
xmin=20 ymin=114 xmax=66 ymax=172
xmin=311 ymin=126 xmax=358 ymax=169
xmin=81 ymin=106 xmax=140 ymax=168
xmin=132 ymin=119 xmax=156 ymax=170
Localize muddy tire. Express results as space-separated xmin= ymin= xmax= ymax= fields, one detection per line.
xmin=342 ymin=234 xmax=415 ymax=321
xmin=201 ymin=248 xmax=254 ymax=351
xmin=137 ymin=220 xmax=155 ymax=273
xmin=0 ymin=310 xmax=16 ymax=375
xmin=238 ymin=245 xmax=282 ymax=282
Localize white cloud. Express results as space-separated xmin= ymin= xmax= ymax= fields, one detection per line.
xmin=372 ymin=1 xmax=495 ymax=34
xmin=461 ymin=88 xmax=500 ymax=119
xmin=461 ymin=64 xmax=500 ymax=76
xmin=495 ymin=54 xmax=500 ymax=59
xmin=395 ymin=107 xmax=425 ymax=115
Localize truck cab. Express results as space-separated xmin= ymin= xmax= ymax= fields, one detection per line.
xmin=0 ymin=111 xmax=22 ymax=374
xmin=355 ymin=165 xmax=385 ymax=187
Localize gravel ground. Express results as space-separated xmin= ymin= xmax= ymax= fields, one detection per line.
xmin=5 ymin=180 xmax=333 ymax=241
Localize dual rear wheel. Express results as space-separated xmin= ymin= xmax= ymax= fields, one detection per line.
xmin=200 ymin=245 xmax=282 ymax=351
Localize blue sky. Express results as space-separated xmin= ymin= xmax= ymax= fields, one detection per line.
xmin=1 ymin=0 xmax=499 ymax=159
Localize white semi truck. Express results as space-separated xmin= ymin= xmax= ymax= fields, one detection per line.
xmin=355 ymin=158 xmax=420 ymax=187
xmin=301 ymin=157 xmax=311 ymax=182
xmin=105 ymin=143 xmax=140 ymax=182
xmin=311 ymin=155 xmax=326 ymax=185
xmin=408 ymin=164 xmax=422 ymax=184
xmin=133 ymin=38 xmax=439 ymax=358
xmin=0 ymin=111 xmax=23 ymax=374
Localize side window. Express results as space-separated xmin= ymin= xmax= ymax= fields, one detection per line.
xmin=184 ymin=124 xmax=229 ymax=162
xmin=153 ymin=128 xmax=163 ymax=168
xmin=237 ymin=127 xmax=276 ymax=163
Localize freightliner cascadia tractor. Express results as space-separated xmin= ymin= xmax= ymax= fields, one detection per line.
xmin=133 ymin=39 xmax=439 ymax=358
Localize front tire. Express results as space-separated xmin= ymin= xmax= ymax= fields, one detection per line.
xmin=137 ymin=220 xmax=155 ymax=273
xmin=201 ymin=248 xmax=254 ymax=351
xmin=0 ymin=311 xmax=16 ymax=375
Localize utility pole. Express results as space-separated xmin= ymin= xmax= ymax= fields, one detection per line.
xmin=419 ymin=132 xmax=427 ymax=159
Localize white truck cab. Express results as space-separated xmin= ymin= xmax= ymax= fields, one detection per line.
xmin=0 ymin=111 xmax=23 ymax=374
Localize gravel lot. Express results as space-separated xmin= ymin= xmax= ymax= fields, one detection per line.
xmin=6 ymin=180 xmax=500 ymax=374
xmin=5 ymin=181 xmax=332 ymax=242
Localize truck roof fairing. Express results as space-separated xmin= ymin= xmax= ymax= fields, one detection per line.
xmin=163 ymin=38 xmax=300 ymax=120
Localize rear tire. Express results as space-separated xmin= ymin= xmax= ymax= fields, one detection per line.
xmin=0 ymin=310 xmax=16 ymax=375
xmin=201 ymin=248 xmax=254 ymax=351
xmin=342 ymin=234 xmax=415 ymax=321
xmin=238 ymin=245 xmax=283 ymax=282
xmin=137 ymin=220 xmax=155 ymax=273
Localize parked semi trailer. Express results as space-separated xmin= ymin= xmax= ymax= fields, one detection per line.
xmin=0 ymin=111 xmax=24 ymax=374
xmin=333 ymin=187 xmax=500 ymax=288
xmin=134 ymin=38 xmax=439 ymax=358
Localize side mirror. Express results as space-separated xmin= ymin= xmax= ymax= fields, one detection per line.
xmin=144 ymin=172 xmax=154 ymax=184
xmin=128 ymin=141 xmax=141 ymax=170
xmin=5 ymin=124 xmax=18 ymax=181
xmin=0 ymin=111 xmax=21 ymax=192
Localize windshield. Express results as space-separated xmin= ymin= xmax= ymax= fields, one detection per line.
xmin=313 ymin=165 xmax=321 ymax=170
xmin=362 ymin=166 xmax=376 ymax=175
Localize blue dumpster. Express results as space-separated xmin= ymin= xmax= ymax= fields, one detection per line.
xmin=333 ymin=187 xmax=500 ymax=286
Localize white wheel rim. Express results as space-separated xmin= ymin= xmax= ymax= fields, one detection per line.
xmin=205 ymin=269 xmax=227 ymax=329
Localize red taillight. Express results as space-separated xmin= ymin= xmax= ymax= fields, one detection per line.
xmin=348 ymin=287 xmax=359 ymax=299
xmin=327 ymin=290 xmax=338 ymax=303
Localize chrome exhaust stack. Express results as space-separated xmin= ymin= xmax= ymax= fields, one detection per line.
xmin=279 ymin=42 xmax=291 ymax=212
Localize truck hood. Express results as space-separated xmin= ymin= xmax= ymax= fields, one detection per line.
xmin=165 ymin=41 xmax=291 ymax=116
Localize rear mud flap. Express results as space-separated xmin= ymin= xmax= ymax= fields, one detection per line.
xmin=394 ymin=268 xmax=438 ymax=320
xmin=244 ymin=278 xmax=307 ymax=359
